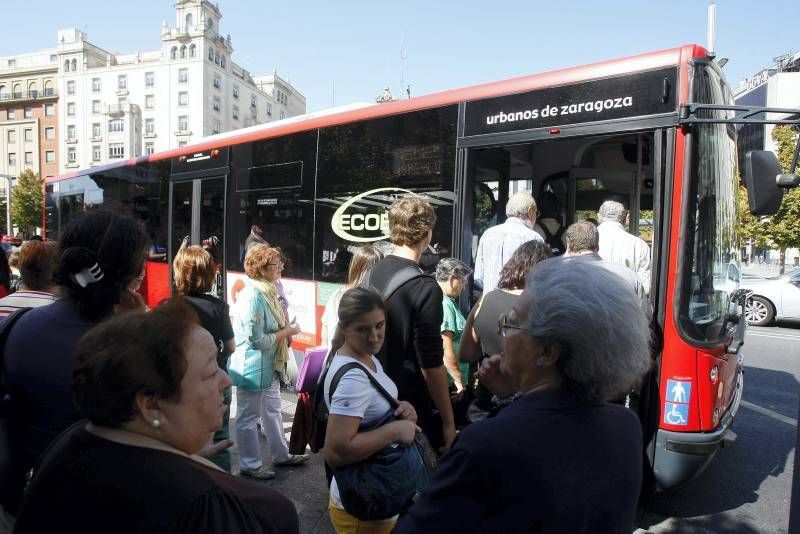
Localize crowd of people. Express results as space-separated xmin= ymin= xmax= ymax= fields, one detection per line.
xmin=0 ymin=190 xmax=655 ymax=533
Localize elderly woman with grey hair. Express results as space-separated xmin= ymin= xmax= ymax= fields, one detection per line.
xmin=396 ymin=258 xmax=652 ymax=534
xmin=435 ymin=258 xmax=473 ymax=394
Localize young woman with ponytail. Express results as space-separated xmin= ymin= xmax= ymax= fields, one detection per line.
xmin=323 ymin=287 xmax=419 ymax=533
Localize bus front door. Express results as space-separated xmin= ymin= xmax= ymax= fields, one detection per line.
xmin=168 ymin=176 xmax=227 ymax=299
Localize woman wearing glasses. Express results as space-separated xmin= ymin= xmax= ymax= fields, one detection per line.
xmin=229 ymin=244 xmax=309 ymax=480
xmin=396 ymin=258 xmax=652 ymax=533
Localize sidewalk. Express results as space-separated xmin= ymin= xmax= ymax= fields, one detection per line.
xmin=229 ymin=388 xmax=335 ymax=534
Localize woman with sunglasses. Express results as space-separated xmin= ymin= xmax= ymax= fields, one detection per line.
xmin=229 ymin=244 xmax=308 ymax=480
xmin=396 ymin=258 xmax=652 ymax=533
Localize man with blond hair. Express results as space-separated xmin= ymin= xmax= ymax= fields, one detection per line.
xmin=474 ymin=190 xmax=543 ymax=292
xmin=364 ymin=196 xmax=456 ymax=453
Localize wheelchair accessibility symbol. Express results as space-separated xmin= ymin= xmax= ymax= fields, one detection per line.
xmin=664 ymin=402 xmax=689 ymax=426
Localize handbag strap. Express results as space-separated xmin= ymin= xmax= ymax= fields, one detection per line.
xmin=328 ymin=360 xmax=399 ymax=410
xmin=0 ymin=307 xmax=33 ymax=389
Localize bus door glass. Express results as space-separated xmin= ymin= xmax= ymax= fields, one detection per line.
xmin=168 ymin=176 xmax=226 ymax=298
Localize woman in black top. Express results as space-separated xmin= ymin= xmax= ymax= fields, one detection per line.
xmin=14 ymin=298 xmax=297 ymax=534
xmin=396 ymin=258 xmax=653 ymax=533
xmin=458 ymin=240 xmax=551 ymax=417
xmin=173 ymin=245 xmax=235 ymax=471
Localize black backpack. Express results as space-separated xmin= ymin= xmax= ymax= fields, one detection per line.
xmin=538 ymin=223 xmax=565 ymax=255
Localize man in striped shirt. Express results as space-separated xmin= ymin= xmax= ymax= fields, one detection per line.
xmin=0 ymin=241 xmax=58 ymax=319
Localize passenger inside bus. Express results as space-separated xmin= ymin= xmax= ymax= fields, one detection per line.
xmin=468 ymin=132 xmax=655 ymax=300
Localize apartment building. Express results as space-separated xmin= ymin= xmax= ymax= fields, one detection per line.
xmin=56 ymin=0 xmax=305 ymax=172
xmin=0 ymin=49 xmax=60 ymax=184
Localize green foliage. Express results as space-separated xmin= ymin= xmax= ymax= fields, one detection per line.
xmin=773 ymin=124 xmax=799 ymax=173
xmin=737 ymin=125 xmax=800 ymax=272
xmin=736 ymin=184 xmax=768 ymax=247
xmin=11 ymin=169 xmax=44 ymax=237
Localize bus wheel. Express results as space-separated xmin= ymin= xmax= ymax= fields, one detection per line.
xmin=745 ymin=295 xmax=774 ymax=326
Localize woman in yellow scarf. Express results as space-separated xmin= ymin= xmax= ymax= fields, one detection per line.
xmin=229 ymin=245 xmax=309 ymax=479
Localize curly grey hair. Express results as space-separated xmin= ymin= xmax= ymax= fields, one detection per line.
xmin=435 ymin=257 xmax=473 ymax=282
xmin=597 ymin=200 xmax=627 ymax=224
xmin=564 ymin=221 xmax=599 ymax=254
xmin=506 ymin=191 xmax=537 ymax=219
xmin=519 ymin=257 xmax=651 ymax=402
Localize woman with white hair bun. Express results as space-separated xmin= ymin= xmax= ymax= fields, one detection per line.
xmin=395 ymin=257 xmax=652 ymax=534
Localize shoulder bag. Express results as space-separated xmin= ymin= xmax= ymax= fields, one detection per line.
xmin=328 ymin=361 xmax=438 ymax=521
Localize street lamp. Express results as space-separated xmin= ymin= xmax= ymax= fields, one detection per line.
xmin=0 ymin=173 xmax=13 ymax=237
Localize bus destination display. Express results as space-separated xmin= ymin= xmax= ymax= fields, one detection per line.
xmin=464 ymin=67 xmax=678 ymax=136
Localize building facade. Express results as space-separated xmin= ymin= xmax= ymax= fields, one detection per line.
xmin=55 ymin=0 xmax=304 ymax=173
xmin=734 ymin=51 xmax=800 ymax=158
xmin=0 ymin=49 xmax=60 ymax=186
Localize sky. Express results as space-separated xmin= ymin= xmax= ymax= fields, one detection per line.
xmin=2 ymin=0 xmax=798 ymax=112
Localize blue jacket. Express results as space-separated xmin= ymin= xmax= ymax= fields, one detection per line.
xmin=229 ymin=283 xmax=281 ymax=391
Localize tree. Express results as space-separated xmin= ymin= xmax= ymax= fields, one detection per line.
xmin=764 ymin=125 xmax=800 ymax=273
xmin=736 ymin=183 xmax=768 ymax=250
xmin=11 ymin=169 xmax=44 ymax=238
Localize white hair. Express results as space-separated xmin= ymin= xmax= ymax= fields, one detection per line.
xmin=520 ymin=257 xmax=651 ymax=402
xmin=598 ymin=200 xmax=627 ymax=223
xmin=506 ymin=191 xmax=537 ymax=219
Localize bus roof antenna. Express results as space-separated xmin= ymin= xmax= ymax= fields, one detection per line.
xmin=707 ymin=2 xmax=717 ymax=58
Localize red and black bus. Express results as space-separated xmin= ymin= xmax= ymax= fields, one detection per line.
xmin=46 ymin=44 xmax=754 ymax=490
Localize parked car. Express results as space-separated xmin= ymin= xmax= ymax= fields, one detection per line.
xmin=741 ymin=268 xmax=800 ymax=326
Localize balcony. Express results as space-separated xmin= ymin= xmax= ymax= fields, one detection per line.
xmin=91 ymin=136 xmax=102 ymax=142
xmin=174 ymin=129 xmax=192 ymax=136
xmin=106 ymin=103 xmax=139 ymax=116
xmin=116 ymin=88 xmax=129 ymax=97
xmin=66 ymin=138 xmax=78 ymax=144
xmin=0 ymin=89 xmax=57 ymax=103
xmin=144 ymin=132 xmax=157 ymax=139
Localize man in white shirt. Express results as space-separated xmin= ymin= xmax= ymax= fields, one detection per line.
xmin=474 ymin=191 xmax=543 ymax=292
xmin=597 ymin=200 xmax=652 ymax=295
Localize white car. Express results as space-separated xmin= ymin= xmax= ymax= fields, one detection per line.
xmin=742 ymin=268 xmax=800 ymax=326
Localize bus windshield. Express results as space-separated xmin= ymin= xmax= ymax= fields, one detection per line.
xmin=679 ymin=63 xmax=739 ymax=343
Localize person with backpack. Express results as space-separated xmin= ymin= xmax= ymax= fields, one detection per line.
xmin=533 ymin=190 xmax=565 ymax=255
xmin=323 ymin=287 xmax=420 ymax=533
xmin=362 ymin=197 xmax=455 ymax=454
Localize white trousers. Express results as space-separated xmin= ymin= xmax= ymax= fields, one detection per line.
xmin=235 ymin=377 xmax=290 ymax=469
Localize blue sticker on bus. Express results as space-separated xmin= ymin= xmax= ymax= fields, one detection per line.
xmin=664 ymin=403 xmax=689 ymax=426
xmin=666 ymin=379 xmax=691 ymax=404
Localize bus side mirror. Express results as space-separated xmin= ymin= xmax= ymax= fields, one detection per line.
xmin=743 ymin=151 xmax=784 ymax=215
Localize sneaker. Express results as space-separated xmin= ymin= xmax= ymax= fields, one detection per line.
xmin=239 ymin=465 xmax=276 ymax=480
xmin=273 ymin=454 xmax=310 ymax=467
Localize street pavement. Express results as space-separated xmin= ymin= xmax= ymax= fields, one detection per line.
xmin=228 ymin=392 xmax=335 ymax=534
xmin=640 ymin=319 xmax=800 ymax=533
